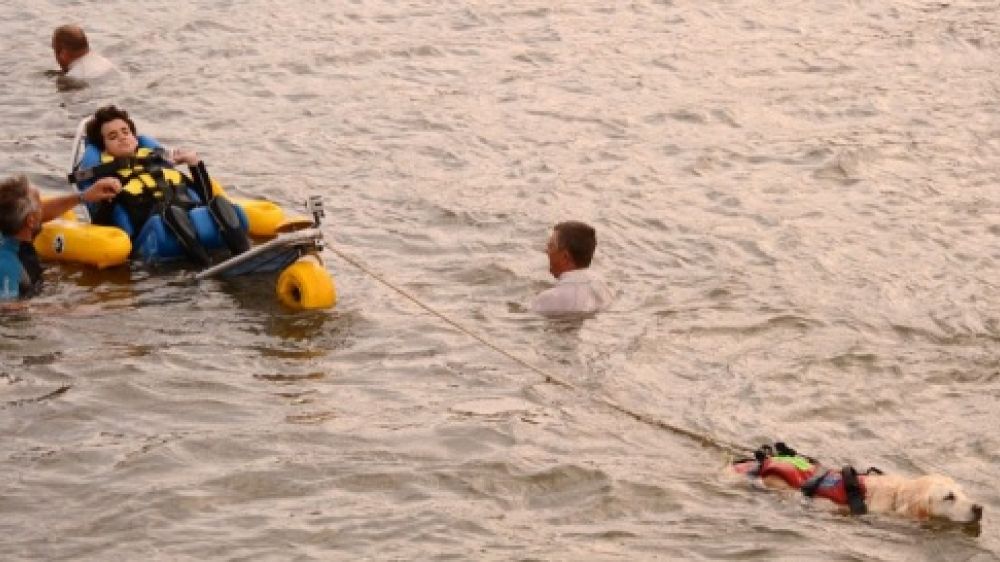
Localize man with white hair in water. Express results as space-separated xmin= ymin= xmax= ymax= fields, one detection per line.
xmin=531 ymin=220 xmax=612 ymax=316
xmin=51 ymin=24 xmax=116 ymax=83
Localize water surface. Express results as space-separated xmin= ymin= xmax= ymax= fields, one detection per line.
xmin=1 ymin=1 xmax=998 ymax=560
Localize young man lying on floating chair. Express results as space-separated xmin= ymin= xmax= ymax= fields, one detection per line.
xmin=68 ymin=105 xmax=250 ymax=267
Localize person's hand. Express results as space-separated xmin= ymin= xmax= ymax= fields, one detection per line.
xmin=170 ymin=148 xmax=201 ymax=166
xmin=82 ymin=177 xmax=122 ymax=203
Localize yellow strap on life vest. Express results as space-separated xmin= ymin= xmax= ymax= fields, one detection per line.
xmin=101 ymin=148 xmax=184 ymax=196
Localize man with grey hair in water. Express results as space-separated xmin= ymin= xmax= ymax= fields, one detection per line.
xmin=51 ymin=24 xmax=116 ymax=83
xmin=0 ymin=175 xmax=120 ymax=300
xmin=531 ymin=220 xmax=612 ymax=316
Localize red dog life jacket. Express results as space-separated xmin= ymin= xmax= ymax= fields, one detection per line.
xmin=733 ymin=456 xmax=864 ymax=506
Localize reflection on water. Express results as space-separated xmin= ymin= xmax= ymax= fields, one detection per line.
xmin=1 ymin=0 xmax=999 ymax=559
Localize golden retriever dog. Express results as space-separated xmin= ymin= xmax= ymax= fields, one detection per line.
xmin=726 ymin=444 xmax=983 ymax=525
xmin=863 ymin=473 xmax=982 ymax=523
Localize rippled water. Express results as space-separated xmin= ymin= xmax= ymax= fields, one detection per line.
xmin=2 ymin=1 xmax=998 ymax=560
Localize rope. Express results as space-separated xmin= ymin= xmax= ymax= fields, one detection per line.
xmin=1 ymin=385 xmax=72 ymax=409
xmin=326 ymin=245 xmax=751 ymax=457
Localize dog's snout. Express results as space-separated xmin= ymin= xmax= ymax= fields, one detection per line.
xmin=971 ymin=504 xmax=983 ymax=521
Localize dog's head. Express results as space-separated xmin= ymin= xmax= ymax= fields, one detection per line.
xmin=896 ymin=475 xmax=983 ymax=524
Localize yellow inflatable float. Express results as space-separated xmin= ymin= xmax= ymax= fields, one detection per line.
xmin=35 ymin=215 xmax=131 ymax=270
xmin=36 ymin=192 xmax=336 ymax=310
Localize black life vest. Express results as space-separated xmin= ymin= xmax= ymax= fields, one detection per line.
xmin=94 ymin=148 xmax=197 ymax=232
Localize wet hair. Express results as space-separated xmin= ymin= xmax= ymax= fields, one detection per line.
xmin=86 ymin=105 xmax=137 ymax=150
xmin=52 ymin=25 xmax=90 ymax=54
xmin=553 ymin=221 xmax=598 ymax=268
xmin=0 ymin=175 xmax=37 ymax=236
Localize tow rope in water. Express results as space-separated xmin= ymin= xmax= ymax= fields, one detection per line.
xmin=1 ymin=385 xmax=71 ymax=410
xmin=326 ymin=245 xmax=751 ymax=457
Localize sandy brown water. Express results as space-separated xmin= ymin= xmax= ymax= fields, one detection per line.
xmin=1 ymin=1 xmax=998 ymax=560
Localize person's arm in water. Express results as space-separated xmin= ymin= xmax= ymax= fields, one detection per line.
xmin=41 ymin=177 xmax=121 ymax=221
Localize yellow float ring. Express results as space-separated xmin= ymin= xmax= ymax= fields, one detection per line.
xmin=209 ymin=181 xmax=288 ymax=237
xmin=209 ymin=178 xmax=227 ymax=198
xmin=35 ymin=219 xmax=132 ymax=269
xmin=276 ymin=256 xmax=336 ymax=310
xmin=232 ymin=197 xmax=288 ymax=237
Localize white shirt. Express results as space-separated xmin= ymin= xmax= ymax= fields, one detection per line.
xmin=66 ymin=51 xmax=116 ymax=82
xmin=531 ymin=268 xmax=612 ymax=316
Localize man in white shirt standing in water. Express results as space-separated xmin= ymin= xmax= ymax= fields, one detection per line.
xmin=531 ymin=221 xmax=612 ymax=316
xmin=51 ymin=24 xmax=116 ymax=83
